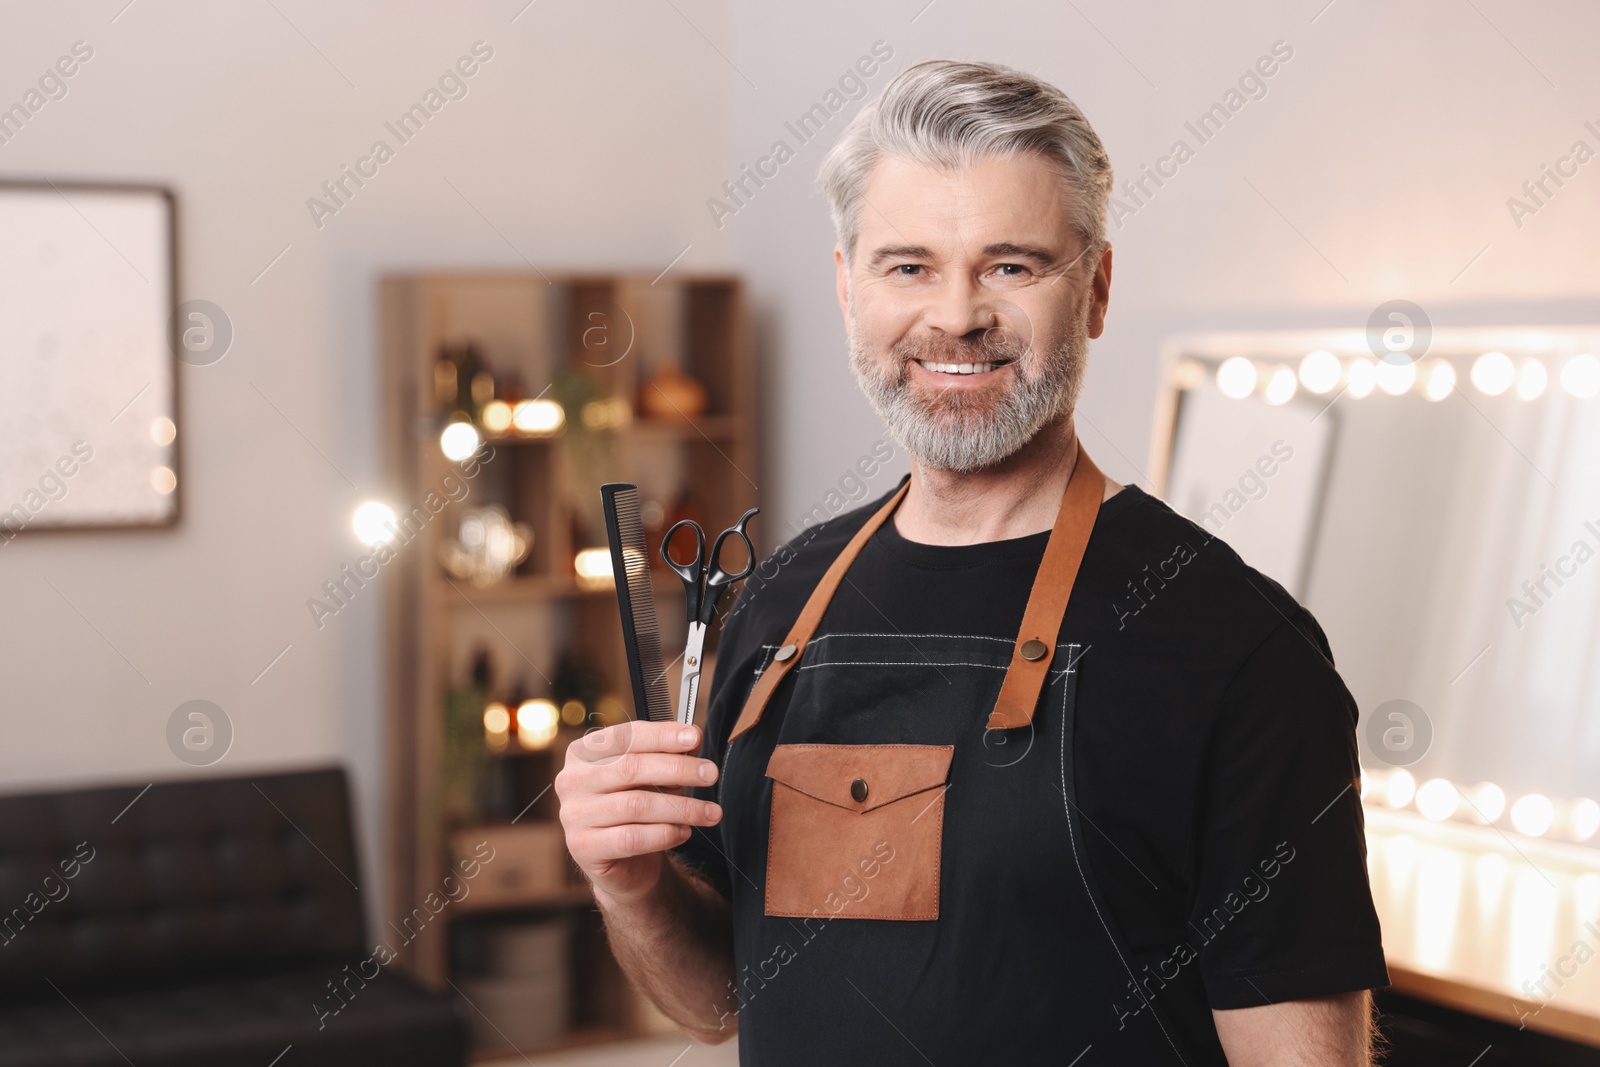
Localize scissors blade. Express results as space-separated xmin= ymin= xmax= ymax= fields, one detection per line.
xmin=676 ymin=622 xmax=708 ymax=725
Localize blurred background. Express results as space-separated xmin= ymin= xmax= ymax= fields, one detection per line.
xmin=3 ymin=1 xmax=1599 ymax=1064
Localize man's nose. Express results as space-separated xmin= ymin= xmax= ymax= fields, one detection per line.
xmin=919 ymin=275 xmax=995 ymax=337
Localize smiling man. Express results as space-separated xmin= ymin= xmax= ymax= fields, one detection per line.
xmin=557 ymin=60 xmax=1388 ymax=1064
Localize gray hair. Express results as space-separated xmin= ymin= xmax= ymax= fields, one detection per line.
xmin=818 ymin=59 xmax=1113 ymax=263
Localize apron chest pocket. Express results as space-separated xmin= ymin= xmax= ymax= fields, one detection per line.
xmin=763 ymin=743 xmax=953 ymax=921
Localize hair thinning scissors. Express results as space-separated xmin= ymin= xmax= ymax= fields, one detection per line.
xmin=661 ymin=507 xmax=759 ymax=724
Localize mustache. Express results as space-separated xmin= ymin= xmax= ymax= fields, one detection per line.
xmin=890 ymin=327 xmax=1031 ymax=366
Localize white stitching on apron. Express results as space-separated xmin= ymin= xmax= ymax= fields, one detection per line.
xmin=1057 ymin=646 xmax=1188 ymax=1064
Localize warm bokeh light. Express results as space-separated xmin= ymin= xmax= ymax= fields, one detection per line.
xmin=481 ymin=399 xmax=513 ymax=433
xmin=1264 ymin=366 xmax=1297 ymax=405
xmin=516 ymin=698 xmax=560 ymax=749
xmin=150 ymin=416 xmax=176 ymax=446
xmin=561 ymin=699 xmax=587 ymax=727
xmin=483 ymin=702 xmax=511 ymax=734
xmin=1415 ymin=778 xmax=1459 ymax=821
xmin=352 ymin=501 xmax=399 ymax=546
xmin=1298 ymin=350 xmax=1342 ymax=394
xmin=1422 ymin=360 xmax=1456 ymax=402
xmin=1515 ymin=358 xmax=1548 ymax=401
xmin=1216 ymin=357 xmax=1257 ymax=399
xmin=1385 ymin=769 xmax=1416 ymax=809
xmin=150 ymin=466 xmax=177 ymax=494
xmin=439 ymin=420 xmax=481 ymax=462
xmin=1470 ymin=351 xmax=1514 ymax=396
xmin=581 ymin=396 xmax=632 ymax=431
xmin=1562 ymin=353 xmax=1600 ymax=398
xmin=1375 ymin=357 xmax=1417 ymax=396
xmin=1345 ymin=357 xmax=1377 ymax=398
xmin=1469 ymin=782 xmax=1506 ymax=824
xmin=1570 ymin=798 xmax=1600 ymax=842
xmin=574 ymin=546 xmax=614 ymax=588
xmin=512 ymin=398 xmax=566 ymax=435
xmin=1510 ymin=793 xmax=1555 ymax=837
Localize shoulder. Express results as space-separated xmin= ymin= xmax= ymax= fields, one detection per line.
xmin=1083 ymin=485 xmax=1332 ymax=666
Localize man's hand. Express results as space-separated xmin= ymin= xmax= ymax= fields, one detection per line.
xmin=555 ymin=720 xmax=724 ymax=904
xmin=1213 ymin=990 xmax=1377 ymax=1065
xmin=555 ymin=720 xmax=738 ymax=1040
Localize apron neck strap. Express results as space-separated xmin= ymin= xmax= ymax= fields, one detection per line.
xmin=727 ymin=445 xmax=1104 ymax=742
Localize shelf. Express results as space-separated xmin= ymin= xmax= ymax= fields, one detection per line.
xmin=431 ymin=414 xmax=745 ymax=451
xmin=382 ymin=270 xmax=755 ymax=1001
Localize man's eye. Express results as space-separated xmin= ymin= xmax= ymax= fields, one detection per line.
xmin=893 ymin=264 xmax=924 ymax=277
xmin=994 ymin=263 xmax=1029 ymax=277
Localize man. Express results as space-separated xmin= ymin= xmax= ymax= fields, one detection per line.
xmin=556 ymin=60 xmax=1388 ymax=1064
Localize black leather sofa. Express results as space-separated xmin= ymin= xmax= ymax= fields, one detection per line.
xmin=0 ymin=767 xmax=466 ymax=1066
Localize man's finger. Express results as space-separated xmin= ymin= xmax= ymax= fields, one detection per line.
xmin=573 ymin=720 xmax=701 ymax=766
xmin=582 ymin=822 xmax=697 ymax=860
xmin=586 ymin=790 xmax=722 ymax=830
xmin=583 ymin=751 xmax=717 ymax=792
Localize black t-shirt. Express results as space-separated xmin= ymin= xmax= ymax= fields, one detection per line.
xmin=674 ymin=478 xmax=1388 ymax=1050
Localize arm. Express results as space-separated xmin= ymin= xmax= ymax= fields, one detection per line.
xmin=556 ymin=720 xmax=739 ymax=1042
xmin=1213 ymin=990 xmax=1377 ymax=1066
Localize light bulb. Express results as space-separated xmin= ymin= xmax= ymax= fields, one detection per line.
xmin=1471 ymin=351 xmax=1515 ymax=396
xmin=1298 ymin=350 xmax=1342 ymax=395
xmin=1469 ymin=782 xmax=1505 ymax=824
xmin=1515 ymin=359 xmax=1548 ymax=401
xmin=517 ymin=698 xmax=561 ymax=749
xmin=440 ymin=421 xmax=481 ymax=462
xmin=573 ymin=547 xmax=614 ymax=589
xmin=512 ymin=399 xmax=565 ymax=435
xmin=483 ymin=702 xmax=511 ymax=734
xmin=1422 ymin=360 xmax=1456 ymax=402
xmin=1376 ymin=358 xmax=1417 ymax=396
xmin=1510 ymin=793 xmax=1554 ymax=837
xmin=1571 ymin=798 xmax=1600 ymax=842
xmin=1562 ymin=354 xmax=1600 ymax=399
xmin=1264 ymin=366 xmax=1297 ymax=405
xmin=1346 ymin=358 xmax=1377 ymax=399
xmin=481 ymin=400 xmax=513 ymax=433
xmin=1385 ymin=769 xmax=1416 ymax=809
xmin=1216 ymin=357 xmax=1257 ymax=400
xmin=1415 ymin=778 xmax=1458 ymax=821
xmin=352 ymin=502 xmax=399 ymax=546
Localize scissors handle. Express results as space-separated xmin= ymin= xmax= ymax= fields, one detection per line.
xmin=701 ymin=508 xmax=760 ymax=624
xmin=660 ymin=519 xmax=707 ymax=623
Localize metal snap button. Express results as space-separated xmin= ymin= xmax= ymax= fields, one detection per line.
xmin=850 ymin=777 xmax=868 ymax=803
xmin=1019 ymin=639 xmax=1048 ymax=661
xmin=774 ymin=643 xmax=797 ymax=662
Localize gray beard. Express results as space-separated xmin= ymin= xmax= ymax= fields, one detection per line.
xmin=849 ymin=319 xmax=1087 ymax=473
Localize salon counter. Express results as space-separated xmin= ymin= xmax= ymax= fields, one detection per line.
xmin=1366 ymin=805 xmax=1600 ymax=1047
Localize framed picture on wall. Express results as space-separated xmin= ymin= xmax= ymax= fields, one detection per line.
xmin=0 ymin=180 xmax=179 ymax=537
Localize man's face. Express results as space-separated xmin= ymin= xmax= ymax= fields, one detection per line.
xmin=836 ymin=152 xmax=1112 ymax=472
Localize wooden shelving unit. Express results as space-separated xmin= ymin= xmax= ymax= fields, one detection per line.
xmin=378 ymin=271 xmax=756 ymax=1053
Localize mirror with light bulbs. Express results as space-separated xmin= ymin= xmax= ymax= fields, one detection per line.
xmin=1155 ymin=327 xmax=1600 ymax=847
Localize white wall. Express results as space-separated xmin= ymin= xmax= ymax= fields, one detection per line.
xmin=0 ymin=0 xmax=729 ymax=916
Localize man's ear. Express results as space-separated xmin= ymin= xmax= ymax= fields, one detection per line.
xmin=1086 ymin=243 xmax=1113 ymax=340
xmin=834 ymin=245 xmax=852 ymax=339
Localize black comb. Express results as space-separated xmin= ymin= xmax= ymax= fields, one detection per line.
xmin=600 ymin=483 xmax=674 ymax=722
